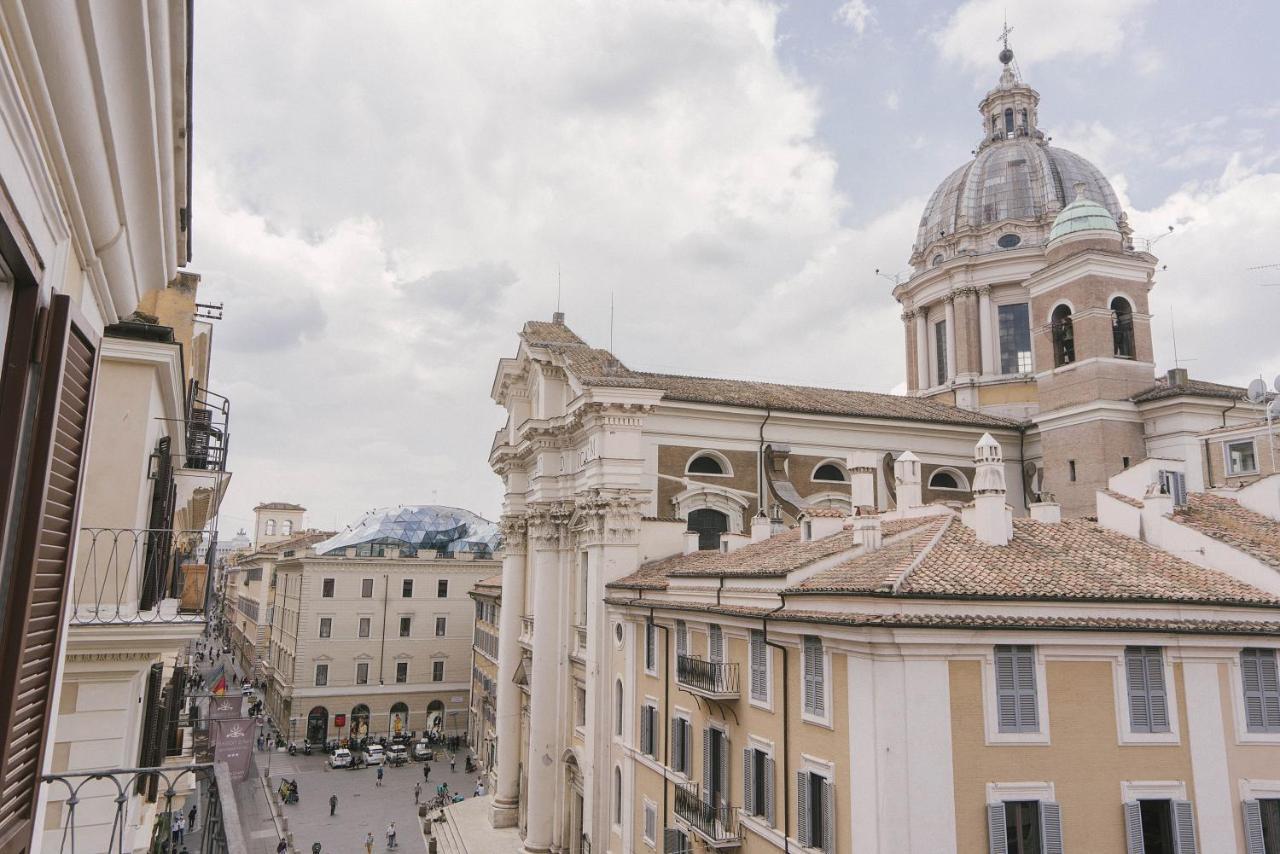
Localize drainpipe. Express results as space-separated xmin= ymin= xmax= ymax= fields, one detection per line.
xmin=1017 ymin=425 xmax=1030 ymax=510
xmin=647 ymin=609 xmax=672 ymax=838
xmin=762 ymin=601 xmax=790 ymax=854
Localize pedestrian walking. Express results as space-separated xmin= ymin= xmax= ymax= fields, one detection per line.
xmin=423 ymin=763 xmax=430 ymax=782
xmin=414 ymin=782 xmax=421 ymax=804
xmin=449 ymin=754 xmax=456 ymax=773
xmin=386 ymin=822 xmax=398 ymax=849
xmin=188 ymin=803 xmax=197 ymax=830
xmin=363 ymin=831 xmax=374 ymax=854
xmin=329 ymin=793 xmax=337 ymax=816
xmin=376 ymin=766 xmax=384 ymax=787
xmin=174 ymin=813 xmax=186 ymax=844
xmin=276 ymin=839 xmax=287 ymax=854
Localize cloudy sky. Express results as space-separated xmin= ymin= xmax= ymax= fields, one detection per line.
xmin=193 ymin=0 xmax=1280 ymax=535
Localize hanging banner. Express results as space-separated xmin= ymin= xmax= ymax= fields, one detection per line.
xmin=213 ymin=717 xmax=254 ymax=780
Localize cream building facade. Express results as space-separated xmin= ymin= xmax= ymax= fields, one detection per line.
xmin=265 ymin=506 xmax=499 ymax=747
xmin=464 ymin=44 xmax=1280 ymax=854
xmin=469 ymin=574 xmax=502 ymax=783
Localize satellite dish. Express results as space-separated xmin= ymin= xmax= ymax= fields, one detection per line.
xmin=1270 ymin=398 xmax=1280 ymax=419
xmin=1247 ymin=378 xmax=1268 ymax=403
xmin=1274 ymin=374 xmax=1280 ymax=393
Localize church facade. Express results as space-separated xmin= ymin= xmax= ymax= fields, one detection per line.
xmin=474 ymin=47 xmax=1280 ymax=854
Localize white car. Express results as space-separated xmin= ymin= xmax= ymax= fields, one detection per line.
xmin=363 ymin=744 xmax=384 ymax=766
xmin=241 ymin=683 xmax=254 ymax=696
xmin=386 ymin=744 xmax=408 ymax=766
xmin=328 ymin=748 xmax=352 ymax=769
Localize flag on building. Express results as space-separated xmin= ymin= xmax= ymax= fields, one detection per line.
xmin=210 ymin=663 xmax=227 ymax=696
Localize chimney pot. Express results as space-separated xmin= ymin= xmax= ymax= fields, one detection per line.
xmin=683 ymin=531 xmax=701 ymax=555
xmin=1166 ymin=367 xmax=1188 ymax=387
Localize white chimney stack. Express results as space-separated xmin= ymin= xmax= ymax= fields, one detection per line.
xmin=847 ymin=450 xmax=880 ymax=511
xmin=1029 ymin=497 xmax=1061 ymax=524
xmin=751 ymin=512 xmax=772 ymax=543
xmin=683 ymin=531 xmax=701 ymax=555
xmin=853 ymin=513 xmax=882 ymax=553
xmin=720 ymin=532 xmax=749 ymax=553
xmin=972 ymin=433 xmax=1011 ymax=546
xmin=894 ymin=451 xmax=923 ymax=509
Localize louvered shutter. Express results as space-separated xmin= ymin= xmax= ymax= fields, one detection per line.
xmin=796 ymin=772 xmax=810 ymax=847
xmin=1146 ymin=649 xmax=1170 ymax=732
xmin=987 ymin=803 xmax=1008 ymax=854
xmin=1243 ymin=800 xmax=1265 ymax=854
xmin=702 ymin=728 xmax=712 ymax=803
xmin=640 ymin=706 xmax=651 ymax=754
xmin=1126 ymin=647 xmax=1152 ymax=732
xmin=0 ymin=294 xmax=96 ymax=851
xmin=763 ymin=756 xmax=776 ymax=826
xmin=671 ymin=718 xmax=681 ymax=772
xmin=676 ymin=621 xmax=686 ymax=658
xmin=1040 ymin=801 xmax=1064 ymax=854
xmin=742 ymin=749 xmax=754 ymax=814
xmin=663 ymin=828 xmax=683 ymax=854
xmin=804 ymin=636 xmax=825 ymax=716
xmin=803 ymin=638 xmax=817 ymax=712
xmin=751 ymin=631 xmax=767 ymax=700
xmin=718 ymin=732 xmax=729 ymax=808
xmin=821 ymin=779 xmax=834 ymax=854
xmin=1013 ymin=646 xmax=1037 ymax=731
xmin=646 ymin=624 xmax=656 ymax=670
xmin=136 ymin=663 xmax=165 ymax=795
xmin=1171 ymin=800 xmax=1197 ymax=854
xmin=683 ymin=720 xmax=692 ymax=776
xmin=1243 ymin=650 xmax=1265 ymax=730
xmin=1257 ymin=650 xmax=1280 ymax=730
xmin=1123 ymin=801 xmax=1144 ymax=854
xmin=996 ymin=647 xmax=1018 ymax=731
xmin=710 ymin=626 xmax=723 ymax=663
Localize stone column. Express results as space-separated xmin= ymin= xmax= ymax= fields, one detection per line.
xmin=977 ymin=286 xmax=995 ymax=375
xmin=491 ymin=515 xmax=528 ymax=829
xmin=902 ymin=310 xmax=917 ymax=392
xmin=522 ymin=504 xmax=571 ymax=854
xmin=944 ymin=296 xmax=957 ymax=383
xmin=914 ymin=310 xmax=930 ymax=390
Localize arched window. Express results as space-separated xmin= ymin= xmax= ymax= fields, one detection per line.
xmin=614 ymin=766 xmax=623 ymax=823
xmin=932 ymin=254 xmax=944 ymax=267
xmin=928 ymin=468 xmax=969 ymax=491
xmin=282 ymin=520 xmax=293 ymax=536
xmin=1111 ymin=297 xmax=1135 ymax=359
xmin=1019 ymin=108 xmax=1028 ymax=131
xmin=686 ymin=453 xmax=726 ymax=476
xmin=687 ymin=508 xmax=728 ymax=551
xmin=812 ymin=463 xmax=846 ymax=483
xmin=615 ymin=680 xmax=623 ymax=736
xmin=265 ymin=519 xmax=276 ymax=536
xmin=1051 ymin=304 xmax=1075 ymax=367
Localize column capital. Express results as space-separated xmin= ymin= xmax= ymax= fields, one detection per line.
xmin=900 ymin=309 xmax=917 ymax=322
xmin=526 ymin=501 xmax=574 ymax=549
xmin=572 ymin=490 xmax=644 ymax=548
xmin=498 ymin=514 xmax=528 ymax=554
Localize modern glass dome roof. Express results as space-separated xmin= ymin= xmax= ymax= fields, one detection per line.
xmin=313 ymin=505 xmax=500 ymax=558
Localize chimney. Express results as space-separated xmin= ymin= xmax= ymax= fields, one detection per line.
xmin=751 ymin=512 xmax=772 ymax=543
xmin=720 ymin=532 xmax=749 ymax=553
xmin=769 ymin=504 xmax=786 ymax=535
xmin=1029 ymin=496 xmax=1061 ymax=524
xmin=894 ymin=451 xmax=923 ymax=509
xmin=552 ymin=311 xmax=565 ymax=325
xmin=853 ymin=513 xmax=882 ymax=553
xmin=847 ymin=450 xmax=880 ymax=512
xmin=971 ymin=433 xmax=1011 ymax=546
xmin=800 ymin=512 xmax=843 ymax=542
xmin=683 ymin=531 xmax=701 ymax=555
xmin=1166 ymin=367 xmax=1188 ymax=387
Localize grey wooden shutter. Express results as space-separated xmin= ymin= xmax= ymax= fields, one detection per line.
xmin=1126 ymin=646 xmax=1169 ymax=733
xmin=663 ymin=828 xmax=681 ymax=854
xmin=1171 ymin=800 xmax=1197 ymax=854
xmin=803 ymin=638 xmax=817 ymax=712
xmin=821 ymin=778 xmax=834 ymax=854
xmin=671 ymin=718 xmax=681 ymax=772
xmin=742 ymin=749 xmax=754 ymax=814
xmin=996 ymin=645 xmax=1037 ymax=732
xmin=804 ymin=636 xmax=825 ymax=716
xmin=1242 ymin=649 xmax=1265 ymax=730
xmin=1041 ymin=801 xmax=1064 ymax=854
xmin=796 ymin=771 xmax=810 ymax=847
xmin=683 ymin=720 xmax=692 ymax=776
xmin=640 ymin=706 xmax=651 ymax=754
xmin=718 ymin=732 xmax=730 ymax=808
xmin=1259 ymin=650 xmax=1280 ymax=730
xmin=763 ymin=756 xmax=776 ymax=826
xmin=1243 ymin=800 xmax=1265 ymax=854
xmin=987 ymin=803 xmax=1008 ymax=854
xmin=1124 ymin=801 xmax=1144 ymax=854
xmin=646 ymin=623 xmax=656 ymax=670
xmin=710 ymin=625 xmax=723 ymax=663
xmin=1146 ymin=649 xmax=1170 ymax=732
xmin=676 ymin=620 xmax=686 ymax=658
xmin=996 ymin=647 xmax=1018 ymax=731
xmin=750 ymin=630 xmax=767 ymax=700
xmin=702 ymin=728 xmax=712 ymax=801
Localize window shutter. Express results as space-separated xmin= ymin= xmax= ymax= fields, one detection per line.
xmin=763 ymin=756 xmax=776 ymax=826
xmin=646 ymin=624 xmax=656 ymax=670
xmin=0 ymin=295 xmax=96 ymax=850
xmin=804 ymin=636 xmax=825 ymax=716
xmin=1123 ymin=801 xmax=1144 ymax=854
xmin=718 ymin=732 xmax=729 ymax=808
xmin=1126 ymin=647 xmax=1152 ymax=732
xmin=702 ymin=728 xmax=712 ymax=801
xmin=1243 ymin=800 xmax=1265 ymax=854
xmin=987 ymin=803 xmax=1008 ymax=854
xmin=1040 ymin=801 xmax=1064 ymax=854
xmin=1171 ymin=800 xmax=1196 ymax=854
xmin=1014 ymin=646 xmax=1037 ymax=731
xmin=1146 ymin=648 xmax=1170 ymax=732
xmin=683 ymin=720 xmax=692 ymax=776
xmin=671 ymin=718 xmax=681 ymax=772
xmin=995 ymin=647 xmax=1018 ymax=731
xmin=663 ymin=828 xmax=682 ymax=854
xmin=742 ymin=749 xmax=754 ymax=815
xmin=710 ymin=625 xmax=723 ymax=663
xmin=803 ymin=639 xmax=816 ymax=712
xmin=796 ymin=772 xmax=810 ymax=847
xmin=640 ymin=706 xmax=651 ymax=754
xmin=821 ymin=779 xmax=834 ymax=854
xmin=1242 ymin=649 xmax=1265 ymax=730
xmin=676 ymin=621 xmax=686 ymax=658
xmin=750 ymin=631 xmax=767 ymax=700
xmin=1258 ymin=649 xmax=1280 ymax=729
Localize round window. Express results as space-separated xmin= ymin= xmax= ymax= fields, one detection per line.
xmin=614 ymin=623 xmax=624 ymax=646
xmin=997 ymin=233 xmax=1021 ymax=249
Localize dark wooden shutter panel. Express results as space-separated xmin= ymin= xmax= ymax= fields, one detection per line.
xmin=0 ymin=295 xmax=96 ymax=853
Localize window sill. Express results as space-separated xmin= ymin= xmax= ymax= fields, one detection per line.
xmin=985 ymin=730 xmax=1051 ymax=746
xmin=800 ymin=712 xmax=833 ymax=730
xmin=1117 ymin=730 xmax=1180 ymax=746
xmin=1236 ymin=730 xmax=1280 ymax=745
xmin=739 ymin=813 xmax=784 ymax=849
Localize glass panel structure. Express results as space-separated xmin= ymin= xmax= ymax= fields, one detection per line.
xmin=312 ymin=505 xmax=501 ymax=558
xmin=998 ymin=303 xmax=1032 ymax=374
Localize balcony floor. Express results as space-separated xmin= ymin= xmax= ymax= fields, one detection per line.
xmin=429 ymin=794 xmax=521 ymax=853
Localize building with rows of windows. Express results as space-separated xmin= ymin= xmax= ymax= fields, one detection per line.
xmin=469 ymin=574 xmax=502 ymax=782
xmin=450 ymin=43 xmax=1280 ymax=854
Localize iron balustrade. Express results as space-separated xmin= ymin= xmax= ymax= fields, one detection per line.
xmin=72 ymin=528 xmax=216 ymax=624
xmin=673 ymin=780 xmax=740 ymax=845
xmin=183 ymin=382 xmax=230 ymax=472
xmin=40 ymin=763 xmax=246 ymax=854
xmin=676 ymin=654 xmax=740 ymax=697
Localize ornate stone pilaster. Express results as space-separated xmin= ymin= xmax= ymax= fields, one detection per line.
xmin=491 ymin=513 xmax=529 ymax=828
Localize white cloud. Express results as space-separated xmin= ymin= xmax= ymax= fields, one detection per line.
xmin=885 ymin=90 xmax=900 ymax=111
xmin=933 ymin=0 xmax=1153 ymax=75
xmin=834 ymin=0 xmax=874 ymax=36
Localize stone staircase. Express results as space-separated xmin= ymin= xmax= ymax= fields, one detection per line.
xmin=423 ymin=805 xmax=469 ymax=854
xmin=421 ymin=796 xmax=521 ymax=853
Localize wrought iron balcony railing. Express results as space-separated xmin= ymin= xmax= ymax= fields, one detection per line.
xmin=72 ymin=528 xmax=215 ymax=625
xmin=183 ymin=382 xmax=230 ymax=472
xmin=676 ymin=654 xmax=740 ymax=699
xmin=40 ymin=763 xmax=247 ymax=854
xmin=673 ymin=781 xmax=741 ymax=847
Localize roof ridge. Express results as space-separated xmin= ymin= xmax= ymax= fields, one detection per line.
xmin=886 ymin=515 xmax=953 ymax=594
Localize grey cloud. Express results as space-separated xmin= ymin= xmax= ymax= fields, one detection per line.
xmin=218 ymin=292 xmax=327 ymax=353
xmin=396 ymin=262 xmax=518 ymax=315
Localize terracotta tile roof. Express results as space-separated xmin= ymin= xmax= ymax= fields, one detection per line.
xmin=1131 ymin=376 xmax=1246 ymax=403
xmin=1100 ymin=489 xmax=1143 ymax=509
xmin=236 ymin=530 xmax=335 ymax=563
xmin=793 ymin=517 xmax=1278 ymax=605
xmin=880 ymin=516 xmax=944 ymax=536
xmin=518 ymin=319 xmax=1019 ymax=428
xmin=801 ymin=507 xmax=847 ymax=518
xmin=602 ymin=596 xmax=1280 ymax=636
xmin=475 ymin=573 xmax=503 ymax=590
xmin=1172 ymin=492 xmax=1280 ymax=569
xmin=792 ymin=518 xmax=948 ymax=592
xmin=254 ymin=501 xmax=306 ymax=511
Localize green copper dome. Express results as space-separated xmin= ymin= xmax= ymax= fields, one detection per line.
xmin=1049 ymin=185 xmax=1119 ymax=243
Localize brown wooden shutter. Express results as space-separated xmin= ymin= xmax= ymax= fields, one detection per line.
xmin=0 ymin=294 xmax=97 ymax=853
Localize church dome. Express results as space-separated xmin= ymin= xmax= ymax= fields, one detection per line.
xmin=1048 ymin=186 xmax=1119 ymax=243
xmin=916 ymin=141 xmax=1121 ymax=255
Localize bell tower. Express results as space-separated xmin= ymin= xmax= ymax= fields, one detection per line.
xmin=1029 ymin=185 xmax=1158 ymax=515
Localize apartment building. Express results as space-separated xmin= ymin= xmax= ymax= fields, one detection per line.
xmin=469 ymin=574 xmax=502 ymax=780
xmin=266 ymin=506 xmax=499 ymax=746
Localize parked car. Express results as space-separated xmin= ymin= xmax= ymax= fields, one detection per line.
xmin=328 ymin=748 xmax=352 ymax=769
xmin=411 ymin=740 xmax=433 ymax=761
xmin=240 ymin=682 xmax=254 ymax=696
xmin=363 ymin=744 xmax=384 ymax=766
xmin=386 ymin=744 xmax=408 ymax=766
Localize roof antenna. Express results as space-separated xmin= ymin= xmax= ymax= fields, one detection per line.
xmin=609 ymin=290 xmax=615 ymax=354
xmin=553 ymin=264 xmax=565 ymax=324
